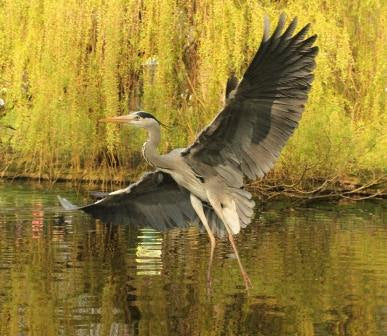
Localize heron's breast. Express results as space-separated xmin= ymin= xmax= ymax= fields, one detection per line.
xmin=167 ymin=169 xmax=208 ymax=202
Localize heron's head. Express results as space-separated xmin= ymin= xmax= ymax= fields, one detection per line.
xmin=100 ymin=111 xmax=161 ymax=129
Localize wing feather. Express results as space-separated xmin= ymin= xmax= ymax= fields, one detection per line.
xmin=58 ymin=171 xmax=225 ymax=234
xmin=182 ymin=14 xmax=318 ymax=186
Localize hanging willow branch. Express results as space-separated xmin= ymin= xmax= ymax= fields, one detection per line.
xmin=0 ymin=0 xmax=384 ymax=183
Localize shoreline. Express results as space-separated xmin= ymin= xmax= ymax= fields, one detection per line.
xmin=1 ymin=171 xmax=385 ymax=203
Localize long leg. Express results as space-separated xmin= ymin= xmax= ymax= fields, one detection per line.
xmin=190 ymin=194 xmax=216 ymax=286
xmin=206 ymin=192 xmax=252 ymax=290
xmin=224 ymin=225 xmax=252 ymax=289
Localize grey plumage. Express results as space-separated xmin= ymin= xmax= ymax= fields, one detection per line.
xmin=58 ymin=14 xmax=318 ymax=289
xmin=58 ymin=171 xmax=225 ymax=234
xmin=182 ymin=14 xmax=318 ymax=183
xmin=225 ymin=74 xmax=239 ymax=101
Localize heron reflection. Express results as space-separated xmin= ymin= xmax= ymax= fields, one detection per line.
xmin=136 ymin=228 xmax=163 ymax=276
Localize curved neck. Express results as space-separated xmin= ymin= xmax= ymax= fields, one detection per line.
xmin=143 ymin=124 xmax=166 ymax=168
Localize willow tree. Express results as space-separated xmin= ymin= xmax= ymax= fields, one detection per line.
xmin=0 ymin=0 xmax=385 ymax=183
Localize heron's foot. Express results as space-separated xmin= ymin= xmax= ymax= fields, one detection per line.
xmin=242 ymin=270 xmax=253 ymax=290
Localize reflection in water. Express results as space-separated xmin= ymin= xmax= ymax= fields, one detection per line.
xmin=136 ymin=228 xmax=163 ymax=276
xmin=0 ymin=181 xmax=386 ymax=336
xmin=31 ymin=202 xmax=44 ymax=239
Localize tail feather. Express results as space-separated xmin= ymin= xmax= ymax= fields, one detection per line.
xmin=207 ymin=187 xmax=255 ymax=235
xmin=231 ymin=188 xmax=255 ymax=230
xmin=236 ymin=204 xmax=252 ymax=228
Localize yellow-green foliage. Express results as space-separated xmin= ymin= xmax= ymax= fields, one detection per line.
xmin=0 ymin=0 xmax=385 ymax=182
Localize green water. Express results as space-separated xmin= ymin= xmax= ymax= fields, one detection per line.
xmin=0 ymin=181 xmax=386 ymax=336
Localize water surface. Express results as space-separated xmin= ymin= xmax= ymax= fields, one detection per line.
xmin=0 ymin=181 xmax=386 ymax=336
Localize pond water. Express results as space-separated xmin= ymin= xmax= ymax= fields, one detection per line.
xmin=0 ymin=181 xmax=386 ymax=336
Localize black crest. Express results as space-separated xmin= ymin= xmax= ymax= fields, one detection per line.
xmin=136 ymin=111 xmax=161 ymax=124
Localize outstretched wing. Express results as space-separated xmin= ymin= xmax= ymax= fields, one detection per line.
xmin=182 ymin=14 xmax=318 ymax=186
xmin=58 ymin=171 xmax=224 ymax=234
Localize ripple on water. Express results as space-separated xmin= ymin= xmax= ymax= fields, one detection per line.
xmin=0 ymin=182 xmax=386 ymax=336
xmin=135 ymin=228 xmax=163 ymax=276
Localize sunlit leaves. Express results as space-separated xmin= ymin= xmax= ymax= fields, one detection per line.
xmin=0 ymin=0 xmax=384 ymax=181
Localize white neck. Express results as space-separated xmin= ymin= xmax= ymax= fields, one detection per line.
xmin=142 ymin=123 xmax=169 ymax=169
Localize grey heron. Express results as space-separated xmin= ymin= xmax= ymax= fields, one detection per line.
xmin=58 ymin=14 xmax=318 ymax=289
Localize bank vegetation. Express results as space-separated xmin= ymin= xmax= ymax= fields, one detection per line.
xmin=0 ymin=0 xmax=385 ymax=198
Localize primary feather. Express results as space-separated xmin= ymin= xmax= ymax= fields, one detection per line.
xmin=59 ymin=14 xmax=318 ymax=238
xmin=182 ymin=14 xmax=318 ymax=185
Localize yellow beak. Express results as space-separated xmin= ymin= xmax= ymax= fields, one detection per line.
xmin=99 ymin=115 xmax=133 ymax=124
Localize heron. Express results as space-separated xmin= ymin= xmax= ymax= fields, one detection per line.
xmin=58 ymin=14 xmax=318 ymax=289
